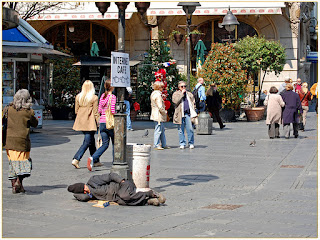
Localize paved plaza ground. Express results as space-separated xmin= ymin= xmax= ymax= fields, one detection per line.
xmin=1 ymin=106 xmax=318 ymax=238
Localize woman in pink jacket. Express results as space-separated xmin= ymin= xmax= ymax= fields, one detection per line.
xmin=87 ymin=79 xmax=116 ymax=171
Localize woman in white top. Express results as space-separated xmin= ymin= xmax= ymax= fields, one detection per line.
xmin=264 ymin=86 xmax=285 ymax=139
xmin=150 ymin=81 xmax=169 ymax=150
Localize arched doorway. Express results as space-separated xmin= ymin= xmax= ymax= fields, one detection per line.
xmin=43 ymin=21 xmax=116 ymax=57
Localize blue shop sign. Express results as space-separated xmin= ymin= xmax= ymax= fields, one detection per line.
xmin=307 ymin=51 xmax=318 ymax=62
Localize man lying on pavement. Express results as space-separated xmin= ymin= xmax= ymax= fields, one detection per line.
xmin=67 ymin=172 xmax=166 ymax=206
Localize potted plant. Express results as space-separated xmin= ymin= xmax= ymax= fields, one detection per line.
xmin=188 ymin=29 xmax=204 ymax=45
xmin=48 ymin=47 xmax=81 ymax=120
xmin=169 ymin=30 xmax=184 ymax=45
xmin=234 ymin=35 xmax=286 ymax=121
xmin=199 ymin=43 xmax=248 ymax=122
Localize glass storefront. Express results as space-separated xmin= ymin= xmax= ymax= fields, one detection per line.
xmin=2 ymin=61 xmax=15 ymax=106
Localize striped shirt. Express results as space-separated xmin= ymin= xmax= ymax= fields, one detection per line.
xmin=98 ymin=93 xmax=116 ymax=123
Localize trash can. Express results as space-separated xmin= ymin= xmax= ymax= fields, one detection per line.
xmin=32 ymin=105 xmax=45 ymax=129
xmin=126 ymin=143 xmax=152 ymax=192
xmin=197 ymin=111 xmax=213 ymax=135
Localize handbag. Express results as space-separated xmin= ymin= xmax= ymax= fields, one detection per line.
xmin=105 ymin=96 xmax=114 ymax=130
xmin=96 ymin=132 xmax=102 ymax=148
xmin=2 ymin=106 xmax=9 ymax=146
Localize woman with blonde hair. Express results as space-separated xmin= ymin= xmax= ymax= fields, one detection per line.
xmin=297 ymin=82 xmax=312 ymax=131
xmin=150 ymin=81 xmax=169 ymax=150
xmin=87 ymin=79 xmax=116 ymax=171
xmin=72 ymin=80 xmax=100 ymax=169
xmin=3 ymin=89 xmax=38 ymax=193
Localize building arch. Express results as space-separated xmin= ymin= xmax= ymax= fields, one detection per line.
xmin=40 ymin=20 xmax=116 ymax=57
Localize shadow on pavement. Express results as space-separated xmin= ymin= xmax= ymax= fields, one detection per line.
xmin=22 ymin=184 xmax=68 ymax=195
xmin=154 ymin=174 xmax=219 ymax=192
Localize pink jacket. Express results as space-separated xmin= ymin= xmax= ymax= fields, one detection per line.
xmin=98 ymin=93 xmax=116 ymax=123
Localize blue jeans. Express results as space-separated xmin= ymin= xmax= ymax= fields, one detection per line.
xmin=178 ymin=115 xmax=194 ymax=146
xmin=73 ymin=131 xmax=96 ymax=161
xmin=154 ymin=122 xmax=166 ymax=148
xmin=124 ymin=100 xmax=132 ymax=130
xmin=198 ymin=101 xmax=206 ymax=113
xmin=91 ymin=123 xmax=114 ymax=163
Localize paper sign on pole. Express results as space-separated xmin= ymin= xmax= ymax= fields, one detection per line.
xmin=111 ymin=51 xmax=130 ymax=87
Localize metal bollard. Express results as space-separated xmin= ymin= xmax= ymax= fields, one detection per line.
xmin=197 ymin=111 xmax=213 ymax=135
xmin=126 ymin=143 xmax=152 ymax=192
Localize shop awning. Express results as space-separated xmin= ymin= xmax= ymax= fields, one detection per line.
xmin=2 ymin=46 xmax=71 ymax=58
xmin=28 ymin=2 xmax=136 ymax=21
xmin=147 ymin=2 xmax=285 ymax=16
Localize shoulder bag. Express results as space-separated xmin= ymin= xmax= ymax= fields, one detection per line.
xmin=105 ymin=95 xmax=115 ymax=130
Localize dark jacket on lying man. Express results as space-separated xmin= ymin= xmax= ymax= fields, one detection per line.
xmin=68 ymin=173 xmax=157 ymax=206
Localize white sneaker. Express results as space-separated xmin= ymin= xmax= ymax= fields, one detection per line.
xmin=180 ymin=145 xmax=185 ymax=149
xmin=189 ymin=144 xmax=194 ymax=149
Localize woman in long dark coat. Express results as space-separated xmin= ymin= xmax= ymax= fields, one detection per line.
xmin=206 ymin=83 xmax=225 ymax=129
xmin=280 ymin=84 xmax=303 ymax=139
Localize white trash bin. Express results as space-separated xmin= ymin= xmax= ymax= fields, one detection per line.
xmin=127 ymin=143 xmax=151 ymax=192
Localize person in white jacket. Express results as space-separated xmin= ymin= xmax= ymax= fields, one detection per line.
xmin=150 ymin=81 xmax=170 ymax=150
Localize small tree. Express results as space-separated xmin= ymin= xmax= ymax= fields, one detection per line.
xmin=138 ymin=30 xmax=182 ymax=113
xmin=234 ymin=35 xmax=286 ymax=105
xmin=48 ymin=47 xmax=81 ymax=109
xmin=199 ymin=43 xmax=248 ymax=110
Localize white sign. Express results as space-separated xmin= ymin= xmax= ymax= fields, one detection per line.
xmin=111 ymin=51 xmax=130 ymax=87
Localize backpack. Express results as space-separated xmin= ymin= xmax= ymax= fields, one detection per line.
xmin=192 ymin=85 xmax=201 ymax=110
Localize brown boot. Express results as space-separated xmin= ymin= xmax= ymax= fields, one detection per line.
xmin=18 ymin=176 xmax=25 ymax=193
xmin=147 ymin=198 xmax=160 ymax=206
xmin=151 ymin=190 xmax=166 ymax=204
xmin=12 ymin=179 xmax=21 ymax=194
xmin=11 ymin=179 xmax=19 ymax=194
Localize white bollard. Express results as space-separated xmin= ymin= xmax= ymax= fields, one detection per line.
xmin=126 ymin=143 xmax=152 ymax=192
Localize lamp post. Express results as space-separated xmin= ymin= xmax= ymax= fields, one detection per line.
xmin=95 ymin=2 xmax=150 ymax=179
xmin=178 ymin=2 xmax=201 ymax=91
xmin=221 ymin=6 xmax=239 ymax=43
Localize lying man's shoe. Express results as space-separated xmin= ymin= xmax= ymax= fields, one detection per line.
xmin=147 ymin=198 xmax=160 ymax=206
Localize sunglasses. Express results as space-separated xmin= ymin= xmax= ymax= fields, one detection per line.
xmin=180 ymin=85 xmax=186 ymax=88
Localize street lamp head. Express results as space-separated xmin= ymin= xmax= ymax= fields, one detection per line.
xmin=135 ymin=2 xmax=150 ymax=15
xmin=115 ymin=2 xmax=130 ymax=11
xmin=221 ymin=7 xmax=239 ymax=32
xmin=178 ymin=2 xmax=201 ymax=20
xmin=95 ymin=2 xmax=110 ymax=16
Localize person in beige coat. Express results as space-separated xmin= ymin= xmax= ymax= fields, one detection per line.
xmin=264 ymin=86 xmax=285 ymax=139
xmin=72 ymin=80 xmax=100 ymax=169
xmin=172 ymin=81 xmax=197 ymax=149
xmin=150 ymin=81 xmax=169 ymax=150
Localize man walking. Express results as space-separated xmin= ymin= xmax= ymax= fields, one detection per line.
xmin=125 ymin=87 xmax=134 ymax=131
xmin=193 ymin=78 xmax=206 ymax=113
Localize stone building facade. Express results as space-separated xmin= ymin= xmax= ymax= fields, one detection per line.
xmin=27 ymin=2 xmax=317 ymax=92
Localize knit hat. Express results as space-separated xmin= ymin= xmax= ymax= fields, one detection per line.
xmin=68 ymin=183 xmax=85 ymax=193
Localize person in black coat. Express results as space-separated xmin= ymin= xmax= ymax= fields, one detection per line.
xmin=280 ymin=84 xmax=303 ymax=139
xmin=206 ymin=83 xmax=225 ymax=129
xmin=67 ymin=173 xmax=165 ymax=206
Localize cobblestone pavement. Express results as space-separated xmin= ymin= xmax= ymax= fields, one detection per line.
xmin=1 ymin=109 xmax=318 ymax=238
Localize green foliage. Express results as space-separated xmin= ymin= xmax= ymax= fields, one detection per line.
xmin=138 ymin=30 xmax=182 ymax=113
xmin=199 ymin=43 xmax=248 ymax=110
xmin=234 ymin=35 xmax=286 ymax=102
xmin=49 ymin=47 xmax=81 ymax=108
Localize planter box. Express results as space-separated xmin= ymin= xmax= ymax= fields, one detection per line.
xmin=244 ymin=107 xmax=266 ymax=122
